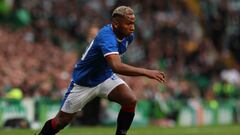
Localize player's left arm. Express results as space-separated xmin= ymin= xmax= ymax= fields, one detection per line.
xmin=105 ymin=54 xmax=166 ymax=83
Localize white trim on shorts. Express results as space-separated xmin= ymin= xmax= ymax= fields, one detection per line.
xmin=61 ymin=74 xmax=126 ymax=113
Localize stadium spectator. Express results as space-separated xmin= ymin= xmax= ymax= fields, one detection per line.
xmin=0 ymin=0 xmax=240 ymax=127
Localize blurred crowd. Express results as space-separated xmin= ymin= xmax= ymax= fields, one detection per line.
xmin=0 ymin=0 xmax=240 ymax=123
xmin=0 ymin=27 xmax=77 ymax=98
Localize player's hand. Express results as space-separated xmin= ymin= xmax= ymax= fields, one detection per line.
xmin=145 ymin=70 xmax=166 ymax=83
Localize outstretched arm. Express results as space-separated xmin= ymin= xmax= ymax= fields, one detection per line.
xmin=105 ymin=54 xmax=166 ymax=83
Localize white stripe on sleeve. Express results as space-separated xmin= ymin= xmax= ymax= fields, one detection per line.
xmin=104 ymin=52 xmax=119 ymax=57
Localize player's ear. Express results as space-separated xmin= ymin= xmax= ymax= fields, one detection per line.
xmin=112 ymin=15 xmax=123 ymax=29
xmin=112 ymin=20 xmax=119 ymax=29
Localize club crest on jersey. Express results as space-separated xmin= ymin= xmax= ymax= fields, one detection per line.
xmin=111 ymin=75 xmax=117 ymax=80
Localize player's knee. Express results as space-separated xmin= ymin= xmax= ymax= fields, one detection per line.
xmin=128 ymin=94 xmax=137 ymax=105
xmin=121 ymin=97 xmax=137 ymax=112
xmin=130 ymin=96 xmax=137 ymax=106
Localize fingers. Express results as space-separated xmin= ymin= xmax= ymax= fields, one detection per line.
xmin=156 ymin=71 xmax=166 ymax=84
xmin=147 ymin=70 xmax=166 ymax=84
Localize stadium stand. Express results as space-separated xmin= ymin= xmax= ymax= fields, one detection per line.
xmin=0 ymin=0 xmax=240 ymax=128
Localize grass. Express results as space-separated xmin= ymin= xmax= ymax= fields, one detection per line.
xmin=0 ymin=125 xmax=240 ymax=135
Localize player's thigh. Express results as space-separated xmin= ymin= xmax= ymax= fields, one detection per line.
xmin=61 ymin=82 xmax=98 ymax=113
xmin=108 ymin=84 xmax=137 ymax=105
xmin=98 ymin=74 xmax=137 ymax=105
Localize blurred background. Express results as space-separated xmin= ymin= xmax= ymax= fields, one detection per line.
xmin=0 ymin=0 xmax=240 ymax=129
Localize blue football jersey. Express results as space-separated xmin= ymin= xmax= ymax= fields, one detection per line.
xmin=72 ymin=24 xmax=134 ymax=87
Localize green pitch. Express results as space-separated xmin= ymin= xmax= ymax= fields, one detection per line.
xmin=0 ymin=125 xmax=239 ymax=135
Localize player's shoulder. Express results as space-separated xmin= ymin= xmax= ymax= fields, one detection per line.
xmin=96 ymin=24 xmax=117 ymax=43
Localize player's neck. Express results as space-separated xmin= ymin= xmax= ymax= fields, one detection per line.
xmin=112 ymin=27 xmax=124 ymax=40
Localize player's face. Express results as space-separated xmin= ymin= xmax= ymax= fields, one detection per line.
xmin=118 ymin=14 xmax=135 ymax=36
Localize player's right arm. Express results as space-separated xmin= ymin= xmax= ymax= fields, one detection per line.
xmin=105 ymin=54 xmax=166 ymax=83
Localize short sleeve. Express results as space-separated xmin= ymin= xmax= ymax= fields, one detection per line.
xmin=99 ymin=35 xmax=119 ymax=57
